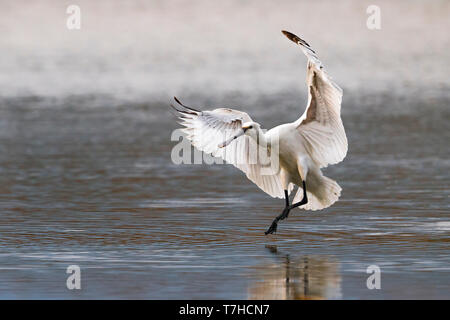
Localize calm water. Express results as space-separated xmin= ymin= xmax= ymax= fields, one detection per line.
xmin=0 ymin=0 xmax=449 ymax=299
xmin=0 ymin=92 xmax=448 ymax=299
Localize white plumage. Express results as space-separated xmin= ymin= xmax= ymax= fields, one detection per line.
xmin=171 ymin=30 xmax=347 ymax=234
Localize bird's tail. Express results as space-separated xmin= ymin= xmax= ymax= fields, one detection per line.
xmin=293 ymin=172 xmax=341 ymax=211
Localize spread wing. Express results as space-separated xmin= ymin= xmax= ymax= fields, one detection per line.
xmin=171 ymin=98 xmax=286 ymax=198
xmin=283 ymin=30 xmax=348 ymax=168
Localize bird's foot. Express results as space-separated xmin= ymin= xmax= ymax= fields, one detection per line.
xmin=265 ymin=220 xmax=278 ymax=235
xmin=265 ymin=207 xmax=290 ymax=235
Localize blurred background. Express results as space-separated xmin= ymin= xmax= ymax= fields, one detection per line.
xmin=0 ymin=0 xmax=448 ymax=299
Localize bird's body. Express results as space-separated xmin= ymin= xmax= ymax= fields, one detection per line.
xmin=171 ymin=30 xmax=347 ymax=234
xmin=266 ymin=123 xmax=306 ymax=186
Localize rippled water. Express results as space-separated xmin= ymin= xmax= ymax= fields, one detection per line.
xmin=0 ymin=0 xmax=449 ymax=299
xmin=0 ymin=92 xmax=448 ymax=299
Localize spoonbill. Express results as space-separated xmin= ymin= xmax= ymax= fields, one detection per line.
xmin=171 ymin=30 xmax=347 ymax=234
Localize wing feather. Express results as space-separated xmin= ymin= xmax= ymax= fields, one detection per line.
xmin=171 ymin=98 xmax=285 ymax=198
xmin=282 ymin=30 xmax=348 ymax=168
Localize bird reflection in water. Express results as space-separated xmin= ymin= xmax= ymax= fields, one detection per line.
xmin=248 ymin=245 xmax=342 ymax=300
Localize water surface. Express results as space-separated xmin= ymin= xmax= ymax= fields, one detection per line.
xmin=0 ymin=0 xmax=449 ymax=299
xmin=0 ymin=93 xmax=448 ymax=299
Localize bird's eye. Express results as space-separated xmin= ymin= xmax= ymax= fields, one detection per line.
xmin=248 ymin=126 xmax=253 ymax=129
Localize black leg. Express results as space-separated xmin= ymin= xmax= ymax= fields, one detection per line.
xmin=280 ymin=189 xmax=291 ymax=220
xmin=284 ymin=189 xmax=289 ymax=207
xmin=265 ymin=181 xmax=308 ymax=235
xmin=288 ymin=181 xmax=308 ymax=209
xmin=265 ymin=190 xmax=289 ymax=235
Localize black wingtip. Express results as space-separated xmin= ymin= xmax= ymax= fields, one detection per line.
xmin=281 ymin=30 xmax=313 ymax=50
xmin=282 ymin=30 xmax=298 ymax=42
xmin=170 ymin=103 xmax=197 ymax=116
xmin=173 ymin=96 xmax=201 ymax=112
xmin=174 ymin=96 xmax=183 ymax=106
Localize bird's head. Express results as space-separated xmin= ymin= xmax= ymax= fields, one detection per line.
xmin=241 ymin=121 xmax=260 ymax=133
xmin=218 ymin=121 xmax=260 ymax=148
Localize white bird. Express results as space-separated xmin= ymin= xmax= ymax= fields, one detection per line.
xmin=171 ymin=30 xmax=347 ymax=234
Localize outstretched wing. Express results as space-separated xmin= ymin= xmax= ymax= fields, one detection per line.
xmin=283 ymin=30 xmax=348 ymax=168
xmin=171 ymin=98 xmax=286 ymax=198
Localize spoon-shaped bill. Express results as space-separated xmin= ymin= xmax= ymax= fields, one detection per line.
xmin=218 ymin=129 xmax=245 ymax=148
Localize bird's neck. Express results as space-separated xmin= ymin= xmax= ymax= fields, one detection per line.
xmin=252 ymin=128 xmax=270 ymax=148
